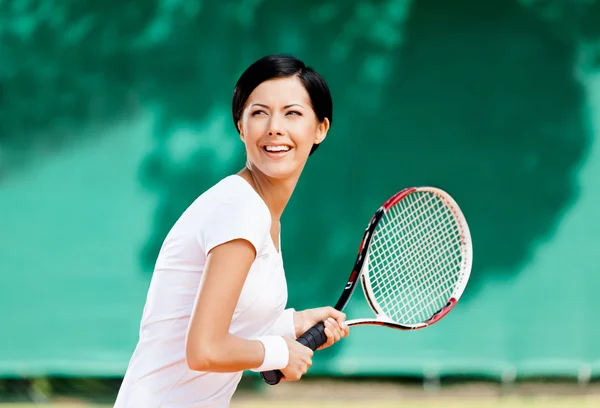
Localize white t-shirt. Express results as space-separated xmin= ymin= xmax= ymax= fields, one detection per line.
xmin=114 ymin=175 xmax=295 ymax=408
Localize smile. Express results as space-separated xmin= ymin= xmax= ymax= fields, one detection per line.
xmin=263 ymin=145 xmax=292 ymax=153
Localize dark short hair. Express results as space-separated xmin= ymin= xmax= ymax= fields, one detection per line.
xmin=232 ymin=54 xmax=333 ymax=155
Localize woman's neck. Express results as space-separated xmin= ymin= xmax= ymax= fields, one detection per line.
xmin=237 ymin=167 xmax=299 ymax=221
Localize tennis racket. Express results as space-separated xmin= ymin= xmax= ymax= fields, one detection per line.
xmin=260 ymin=186 xmax=472 ymax=385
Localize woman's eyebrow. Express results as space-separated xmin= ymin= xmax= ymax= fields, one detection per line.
xmin=250 ymin=103 xmax=304 ymax=109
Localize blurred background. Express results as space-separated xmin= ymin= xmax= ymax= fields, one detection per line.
xmin=2 ymin=0 xmax=600 ymax=407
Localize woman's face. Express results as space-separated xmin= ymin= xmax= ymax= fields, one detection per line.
xmin=238 ymin=76 xmax=329 ymax=180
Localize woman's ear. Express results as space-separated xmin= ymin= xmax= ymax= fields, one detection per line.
xmin=315 ymin=118 xmax=330 ymax=144
xmin=238 ymin=121 xmax=244 ymax=141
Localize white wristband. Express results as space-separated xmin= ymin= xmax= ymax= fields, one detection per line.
xmin=251 ymin=335 xmax=289 ymax=372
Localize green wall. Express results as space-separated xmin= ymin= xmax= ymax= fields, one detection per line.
xmin=1 ymin=0 xmax=600 ymax=380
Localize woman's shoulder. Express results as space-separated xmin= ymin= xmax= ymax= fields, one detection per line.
xmin=193 ymin=175 xmax=272 ymax=253
xmin=209 ymin=175 xmax=264 ymax=204
xmin=195 ymin=175 xmax=270 ymax=221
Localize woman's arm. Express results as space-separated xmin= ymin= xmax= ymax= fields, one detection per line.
xmin=185 ymin=238 xmax=285 ymax=372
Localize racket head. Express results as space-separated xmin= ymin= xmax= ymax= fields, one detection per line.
xmin=354 ymin=186 xmax=472 ymax=330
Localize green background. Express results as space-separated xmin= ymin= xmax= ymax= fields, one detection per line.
xmin=2 ymin=0 xmax=600 ymax=381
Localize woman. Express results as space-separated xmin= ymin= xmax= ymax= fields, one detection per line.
xmin=113 ymin=55 xmax=349 ymax=408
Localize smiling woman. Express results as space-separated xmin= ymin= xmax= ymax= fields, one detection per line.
xmin=112 ymin=55 xmax=350 ymax=408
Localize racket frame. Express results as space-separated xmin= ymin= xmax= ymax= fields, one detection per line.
xmin=342 ymin=186 xmax=472 ymax=330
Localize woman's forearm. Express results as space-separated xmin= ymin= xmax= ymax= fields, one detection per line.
xmin=186 ymin=333 xmax=288 ymax=373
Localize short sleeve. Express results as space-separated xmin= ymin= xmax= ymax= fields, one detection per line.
xmin=198 ymin=195 xmax=271 ymax=256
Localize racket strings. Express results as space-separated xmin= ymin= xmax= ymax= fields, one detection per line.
xmin=367 ymin=191 xmax=464 ymax=325
xmin=369 ymin=197 xmax=437 ymax=317
xmin=381 ymin=199 xmax=461 ymax=322
xmin=386 ymin=198 xmax=462 ymax=321
xmin=398 ymin=205 xmax=462 ymax=317
xmin=372 ymin=193 xmax=446 ymax=302
xmin=372 ymin=209 xmax=459 ymax=323
xmin=374 ymin=204 xmax=457 ymax=321
xmin=371 ymin=194 xmax=441 ymax=310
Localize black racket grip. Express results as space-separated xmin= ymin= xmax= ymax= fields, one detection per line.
xmin=296 ymin=321 xmax=327 ymax=350
xmin=260 ymin=322 xmax=327 ymax=385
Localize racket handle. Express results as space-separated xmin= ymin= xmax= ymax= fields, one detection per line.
xmin=260 ymin=322 xmax=327 ymax=385
xmin=296 ymin=321 xmax=327 ymax=350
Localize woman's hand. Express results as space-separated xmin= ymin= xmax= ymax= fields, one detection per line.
xmin=279 ymin=336 xmax=314 ymax=382
xmin=294 ymin=307 xmax=350 ymax=351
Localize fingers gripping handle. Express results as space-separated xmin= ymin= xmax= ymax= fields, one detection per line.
xmin=260 ymin=322 xmax=327 ymax=385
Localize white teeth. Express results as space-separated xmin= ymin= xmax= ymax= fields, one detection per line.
xmin=264 ymin=145 xmax=290 ymax=152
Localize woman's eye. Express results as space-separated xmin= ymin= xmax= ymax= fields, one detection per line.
xmin=252 ymin=110 xmax=267 ymax=116
xmin=287 ymin=111 xmax=302 ymax=116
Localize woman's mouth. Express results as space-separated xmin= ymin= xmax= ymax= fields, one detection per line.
xmin=262 ymin=144 xmax=292 ymax=157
